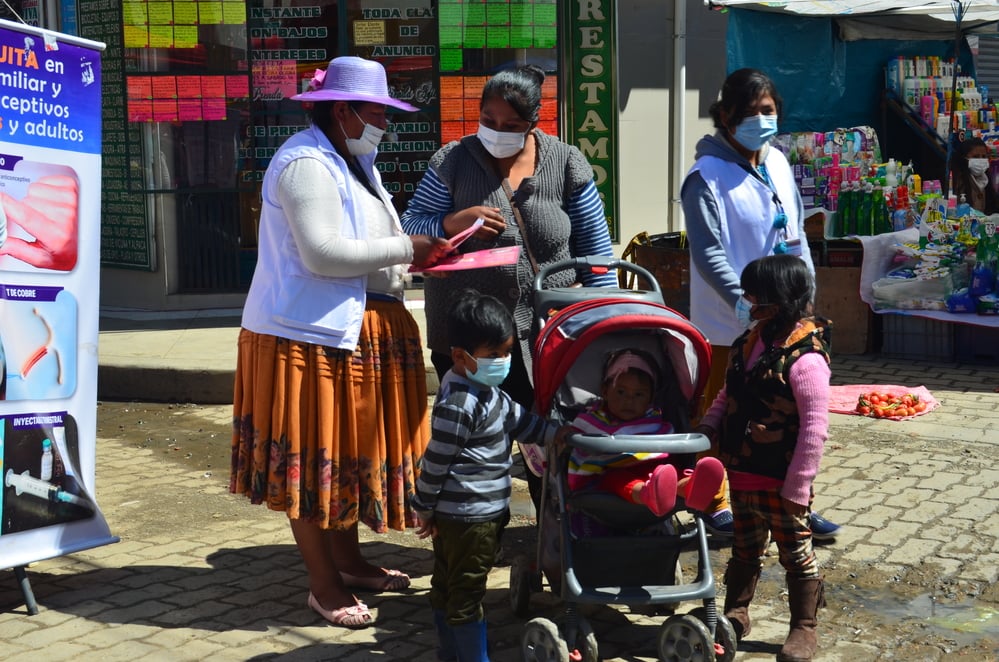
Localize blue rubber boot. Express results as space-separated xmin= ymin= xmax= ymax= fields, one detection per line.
xmin=451 ymin=619 xmax=490 ymax=662
xmin=433 ymin=610 xmax=458 ymax=662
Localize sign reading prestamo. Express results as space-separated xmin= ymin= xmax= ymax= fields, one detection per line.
xmin=564 ymin=0 xmax=618 ymax=241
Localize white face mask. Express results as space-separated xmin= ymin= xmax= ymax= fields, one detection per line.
xmin=342 ymin=108 xmax=385 ymax=156
xmin=968 ymin=158 xmax=990 ymax=177
xmin=477 ymin=123 xmax=527 ymax=159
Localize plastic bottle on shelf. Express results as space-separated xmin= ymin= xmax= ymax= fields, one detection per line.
xmin=859 ymin=182 xmax=875 ymax=235
xmin=886 ymin=158 xmax=898 ymax=187
xmin=843 ymin=181 xmax=859 ymax=236
xmin=892 ymin=188 xmax=911 ymax=231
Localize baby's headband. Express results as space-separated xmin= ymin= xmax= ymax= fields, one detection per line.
xmin=605 ymin=351 xmax=656 ymax=386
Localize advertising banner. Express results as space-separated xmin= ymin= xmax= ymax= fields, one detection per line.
xmin=0 ymin=19 xmax=116 ymax=570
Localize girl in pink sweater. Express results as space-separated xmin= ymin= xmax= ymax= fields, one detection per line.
xmin=695 ymin=254 xmax=830 ymax=662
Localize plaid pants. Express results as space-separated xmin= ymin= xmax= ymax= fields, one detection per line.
xmin=730 ymin=488 xmax=818 ymax=577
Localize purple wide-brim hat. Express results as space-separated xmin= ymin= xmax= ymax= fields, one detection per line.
xmin=291 ymin=56 xmax=419 ymax=111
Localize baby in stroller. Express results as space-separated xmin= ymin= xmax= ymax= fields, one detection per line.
xmin=567 ymin=347 xmax=725 ymax=519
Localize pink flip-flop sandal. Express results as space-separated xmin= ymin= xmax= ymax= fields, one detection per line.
xmin=339 ymin=568 xmax=411 ymax=592
xmin=307 ymin=592 xmax=374 ymax=628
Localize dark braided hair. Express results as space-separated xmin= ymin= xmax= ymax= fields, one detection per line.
xmin=480 ymin=64 xmax=545 ymax=124
xmin=709 ymin=68 xmax=783 ymax=132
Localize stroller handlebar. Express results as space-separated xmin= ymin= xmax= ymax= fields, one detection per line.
xmin=533 ymin=256 xmax=661 ymax=295
xmin=565 ymin=432 xmax=710 ymax=455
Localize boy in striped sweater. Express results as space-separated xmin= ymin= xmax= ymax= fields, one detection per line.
xmin=413 ymin=289 xmax=566 ymax=662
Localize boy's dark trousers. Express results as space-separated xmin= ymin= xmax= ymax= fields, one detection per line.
xmin=429 ymin=512 xmax=509 ymax=662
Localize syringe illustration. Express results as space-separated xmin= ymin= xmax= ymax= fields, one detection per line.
xmin=5 ymin=468 xmax=92 ymax=511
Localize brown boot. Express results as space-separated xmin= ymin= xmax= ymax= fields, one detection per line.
xmin=777 ymin=575 xmax=826 ymax=662
xmin=722 ymin=557 xmax=762 ymax=641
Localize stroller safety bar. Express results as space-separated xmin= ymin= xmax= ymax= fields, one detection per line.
xmin=566 ymin=432 xmax=710 ymax=456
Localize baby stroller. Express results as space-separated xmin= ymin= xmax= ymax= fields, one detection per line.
xmin=510 ymin=256 xmax=737 ymax=662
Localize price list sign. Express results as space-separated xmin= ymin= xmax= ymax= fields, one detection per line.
xmin=122 ymin=0 xmax=245 ymax=48
xmin=349 ymin=1 xmax=438 ymax=212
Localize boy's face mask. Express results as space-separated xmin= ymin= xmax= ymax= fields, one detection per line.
xmin=464 ymin=353 xmax=511 ymax=387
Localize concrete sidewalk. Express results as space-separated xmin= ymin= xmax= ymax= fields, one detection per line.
xmin=3 ymin=302 xmax=997 ymax=660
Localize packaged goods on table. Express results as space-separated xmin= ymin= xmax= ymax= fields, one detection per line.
xmin=872 ymin=241 xmax=969 ymax=312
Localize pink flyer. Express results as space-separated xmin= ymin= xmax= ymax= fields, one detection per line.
xmin=413 ymin=246 xmax=521 ymax=273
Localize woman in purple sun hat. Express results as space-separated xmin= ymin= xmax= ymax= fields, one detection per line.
xmin=230 ymin=56 xmax=450 ymax=629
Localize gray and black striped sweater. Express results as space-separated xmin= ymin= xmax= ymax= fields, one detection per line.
xmin=412 ymin=370 xmax=558 ymax=522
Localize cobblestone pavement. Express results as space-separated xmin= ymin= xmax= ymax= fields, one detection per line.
xmin=2 ymin=354 xmax=999 ymax=661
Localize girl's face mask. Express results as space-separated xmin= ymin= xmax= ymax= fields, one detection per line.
xmin=735 ymin=295 xmax=756 ymax=329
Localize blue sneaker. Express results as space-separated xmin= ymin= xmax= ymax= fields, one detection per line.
xmin=809 ymin=512 xmax=841 ymax=540
xmin=704 ymin=508 xmax=734 ymax=537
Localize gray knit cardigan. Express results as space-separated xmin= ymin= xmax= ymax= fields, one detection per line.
xmin=422 ymin=129 xmax=595 ymax=367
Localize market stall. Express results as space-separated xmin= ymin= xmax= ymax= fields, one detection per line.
xmin=706 ymin=1 xmax=999 ymax=362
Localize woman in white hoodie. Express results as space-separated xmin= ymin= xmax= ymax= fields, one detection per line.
xmin=680 ymin=68 xmax=839 ymax=542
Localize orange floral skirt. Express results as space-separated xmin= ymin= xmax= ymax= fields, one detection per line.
xmin=230 ymin=299 xmax=430 ymax=532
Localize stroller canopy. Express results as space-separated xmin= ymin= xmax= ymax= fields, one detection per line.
xmin=533 ymin=298 xmax=712 ymax=415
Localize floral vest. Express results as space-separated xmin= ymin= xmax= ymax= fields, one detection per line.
xmin=718 ymin=318 xmax=831 ymax=480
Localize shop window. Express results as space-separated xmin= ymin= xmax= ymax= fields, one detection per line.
xmin=346 ymin=0 xmax=560 ymax=212
xmin=87 ymin=0 xmax=562 ymax=290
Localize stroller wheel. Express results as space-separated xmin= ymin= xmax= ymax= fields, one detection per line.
xmin=657 ymin=613 xmax=715 ymax=662
xmin=687 ymin=607 xmax=737 ymax=661
xmin=510 ymin=555 xmax=538 ymax=618
xmin=523 ymin=617 xmax=569 ymax=662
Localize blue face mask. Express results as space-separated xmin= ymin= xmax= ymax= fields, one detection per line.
xmin=735 ymin=295 xmax=755 ymax=329
xmin=733 ymin=114 xmax=778 ymax=152
xmin=465 ymin=354 xmax=512 ymax=388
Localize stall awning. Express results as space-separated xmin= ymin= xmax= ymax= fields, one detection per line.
xmin=707 ymin=1 xmax=999 ymax=33
xmin=707 ymin=1 xmax=999 ymax=21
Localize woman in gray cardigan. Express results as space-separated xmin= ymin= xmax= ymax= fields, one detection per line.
xmin=401 ymin=64 xmax=616 ymax=507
